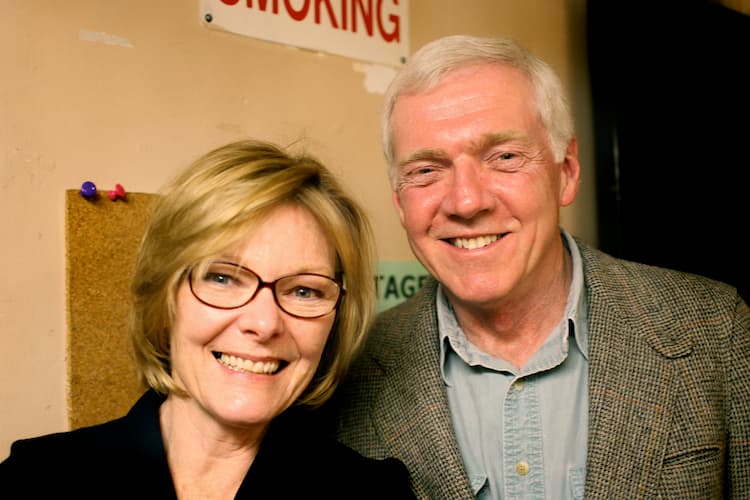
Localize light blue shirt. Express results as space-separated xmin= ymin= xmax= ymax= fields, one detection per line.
xmin=438 ymin=230 xmax=589 ymax=500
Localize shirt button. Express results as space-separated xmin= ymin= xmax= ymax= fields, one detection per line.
xmin=513 ymin=379 xmax=525 ymax=391
xmin=516 ymin=460 xmax=530 ymax=476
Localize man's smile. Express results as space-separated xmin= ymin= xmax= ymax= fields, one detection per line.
xmin=447 ymin=234 xmax=502 ymax=249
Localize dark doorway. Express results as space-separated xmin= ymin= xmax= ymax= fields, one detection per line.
xmin=587 ymin=0 xmax=749 ymax=302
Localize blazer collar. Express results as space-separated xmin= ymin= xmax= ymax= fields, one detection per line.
xmin=369 ymin=278 xmax=475 ymax=498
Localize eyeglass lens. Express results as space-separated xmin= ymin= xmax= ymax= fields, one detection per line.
xmin=189 ymin=261 xmax=341 ymax=318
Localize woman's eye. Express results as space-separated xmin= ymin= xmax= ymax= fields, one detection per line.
xmin=292 ymin=286 xmax=322 ymax=300
xmin=204 ymin=272 xmax=233 ymax=286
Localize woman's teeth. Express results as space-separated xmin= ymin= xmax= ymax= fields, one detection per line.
xmin=217 ymin=353 xmax=280 ymax=374
xmin=450 ymin=234 xmax=499 ymax=249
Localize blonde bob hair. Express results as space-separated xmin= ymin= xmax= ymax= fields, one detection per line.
xmin=130 ymin=139 xmax=376 ymax=408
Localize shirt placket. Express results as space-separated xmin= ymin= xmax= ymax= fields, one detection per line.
xmin=503 ymin=376 xmax=545 ymax=499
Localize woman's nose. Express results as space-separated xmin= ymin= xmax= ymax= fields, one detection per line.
xmin=235 ymin=286 xmax=282 ymax=340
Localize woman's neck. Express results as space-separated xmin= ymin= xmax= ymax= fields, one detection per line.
xmin=160 ymin=394 xmax=265 ymax=499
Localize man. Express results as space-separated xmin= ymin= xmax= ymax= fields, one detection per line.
xmin=332 ymin=35 xmax=750 ymax=498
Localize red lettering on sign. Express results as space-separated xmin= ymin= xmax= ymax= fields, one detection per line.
xmin=285 ymin=0 xmax=310 ymax=21
xmin=223 ymin=0 xmax=401 ymax=43
xmin=315 ymin=0 xmax=339 ymax=28
xmin=250 ymin=0 xmax=280 ymax=13
xmin=340 ymin=0 xmax=348 ymax=30
xmin=377 ymin=0 xmax=399 ymax=42
xmin=352 ymin=0 xmax=373 ymax=36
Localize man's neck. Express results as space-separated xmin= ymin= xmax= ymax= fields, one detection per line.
xmin=451 ymin=247 xmax=573 ymax=369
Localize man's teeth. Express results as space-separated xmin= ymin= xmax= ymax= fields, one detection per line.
xmin=450 ymin=235 xmax=499 ymax=249
xmin=218 ymin=353 xmax=279 ymax=374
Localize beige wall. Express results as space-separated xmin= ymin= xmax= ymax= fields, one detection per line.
xmin=0 ymin=0 xmax=595 ymax=458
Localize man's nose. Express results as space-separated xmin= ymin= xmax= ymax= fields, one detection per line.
xmin=441 ymin=158 xmax=494 ymax=219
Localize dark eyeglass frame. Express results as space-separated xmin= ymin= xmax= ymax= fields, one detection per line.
xmin=187 ymin=261 xmax=345 ymax=319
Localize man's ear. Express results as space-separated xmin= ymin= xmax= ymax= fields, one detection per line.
xmin=559 ymin=138 xmax=581 ymax=207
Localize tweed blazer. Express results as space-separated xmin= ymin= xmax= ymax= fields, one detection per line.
xmin=333 ymin=240 xmax=750 ymax=499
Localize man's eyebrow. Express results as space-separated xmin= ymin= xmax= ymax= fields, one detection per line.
xmin=397 ymin=148 xmax=451 ymax=168
xmin=471 ymin=131 xmax=526 ymax=153
xmin=398 ymin=130 xmax=528 ymax=167
xmin=396 ymin=131 xmax=530 ymax=168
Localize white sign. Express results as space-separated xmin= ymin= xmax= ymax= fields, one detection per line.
xmin=201 ymin=0 xmax=409 ymax=67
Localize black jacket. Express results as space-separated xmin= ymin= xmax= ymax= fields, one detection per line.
xmin=1 ymin=390 xmax=415 ymax=499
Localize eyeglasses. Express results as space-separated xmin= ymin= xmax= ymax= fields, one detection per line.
xmin=188 ymin=261 xmax=344 ymax=319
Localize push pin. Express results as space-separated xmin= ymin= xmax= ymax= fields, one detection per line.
xmin=80 ymin=181 xmax=98 ymax=200
xmin=108 ymin=183 xmax=126 ymax=201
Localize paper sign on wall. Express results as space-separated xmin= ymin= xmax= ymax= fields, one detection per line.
xmin=200 ymin=0 xmax=409 ymax=67
xmin=376 ymin=260 xmax=429 ymax=312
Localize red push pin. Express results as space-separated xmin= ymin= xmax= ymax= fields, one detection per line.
xmin=108 ymin=183 xmax=126 ymax=201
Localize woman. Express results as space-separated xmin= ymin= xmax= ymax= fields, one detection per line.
xmin=0 ymin=140 xmax=415 ymax=499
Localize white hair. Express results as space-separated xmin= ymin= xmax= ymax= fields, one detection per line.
xmin=381 ymin=35 xmax=574 ymax=186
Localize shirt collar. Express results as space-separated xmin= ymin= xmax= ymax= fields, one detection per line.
xmin=438 ymin=229 xmax=589 ymax=381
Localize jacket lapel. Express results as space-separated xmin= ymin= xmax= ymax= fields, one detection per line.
xmin=580 ymin=244 xmax=692 ymax=497
xmin=369 ymin=280 xmax=474 ymax=498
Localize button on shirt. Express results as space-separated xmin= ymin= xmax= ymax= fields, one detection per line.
xmin=439 ymin=231 xmax=589 ymax=500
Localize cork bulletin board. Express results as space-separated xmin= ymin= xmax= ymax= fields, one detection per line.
xmin=65 ymin=189 xmax=157 ymax=429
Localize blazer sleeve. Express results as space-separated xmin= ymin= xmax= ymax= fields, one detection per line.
xmin=0 ymin=435 xmax=71 ymax=495
xmin=729 ymin=296 xmax=750 ymax=495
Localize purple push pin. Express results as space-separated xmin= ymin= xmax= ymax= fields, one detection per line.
xmin=80 ymin=181 xmax=97 ymax=200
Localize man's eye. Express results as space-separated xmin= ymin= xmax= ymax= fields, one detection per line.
xmin=402 ymin=164 xmax=436 ymax=178
xmin=398 ymin=164 xmax=442 ymax=188
xmin=415 ymin=165 xmax=436 ymax=175
xmin=487 ymin=151 xmax=525 ymax=171
xmin=488 ymin=151 xmax=517 ymax=161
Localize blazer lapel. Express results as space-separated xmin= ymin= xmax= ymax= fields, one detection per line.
xmin=580 ymin=244 xmax=692 ymax=498
xmin=370 ymin=280 xmax=474 ymax=499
